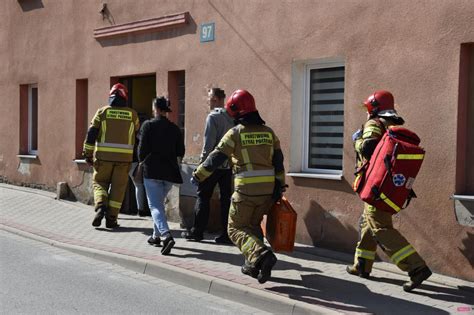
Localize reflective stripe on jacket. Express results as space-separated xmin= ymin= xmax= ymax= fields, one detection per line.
xmin=84 ymin=106 xmax=139 ymax=162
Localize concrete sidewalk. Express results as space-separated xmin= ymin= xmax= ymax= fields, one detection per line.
xmin=1 ymin=183 xmax=473 ymax=315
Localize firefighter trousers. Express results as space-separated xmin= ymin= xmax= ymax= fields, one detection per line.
xmin=352 ymin=203 xmax=427 ymax=274
xmin=92 ymin=160 xmax=131 ymax=221
xmin=228 ymin=192 xmax=274 ymax=265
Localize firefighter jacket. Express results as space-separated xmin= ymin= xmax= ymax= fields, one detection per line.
xmin=354 ymin=118 xmax=395 ymax=167
xmin=83 ymin=105 xmax=139 ymax=162
xmin=194 ymin=123 xmax=285 ymax=196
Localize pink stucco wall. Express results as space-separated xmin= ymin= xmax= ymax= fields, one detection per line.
xmin=1 ymin=0 xmax=473 ymax=280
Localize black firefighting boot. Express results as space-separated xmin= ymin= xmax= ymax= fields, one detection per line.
xmin=403 ymin=266 xmax=432 ymax=292
xmin=105 ymin=215 xmax=120 ymax=229
xmin=241 ymin=260 xmax=259 ymax=279
xmin=346 ymin=258 xmax=370 ymax=279
xmin=92 ymin=205 xmax=106 ymax=227
xmin=255 ymin=249 xmax=277 ymax=284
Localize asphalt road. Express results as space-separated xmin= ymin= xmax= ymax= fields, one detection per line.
xmin=0 ymin=230 xmax=268 ymax=314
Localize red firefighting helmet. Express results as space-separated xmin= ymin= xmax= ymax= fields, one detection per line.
xmin=225 ymin=89 xmax=257 ymax=118
xmin=110 ymin=83 xmax=128 ymax=101
xmin=363 ymin=90 xmax=395 ymax=116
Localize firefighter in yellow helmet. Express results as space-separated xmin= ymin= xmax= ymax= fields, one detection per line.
xmin=83 ymin=83 xmax=139 ymax=228
xmin=348 ymin=90 xmax=432 ymax=292
xmin=192 ymin=89 xmax=286 ymax=284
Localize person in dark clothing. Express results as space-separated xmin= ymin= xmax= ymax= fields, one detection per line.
xmin=129 ymin=113 xmax=150 ymax=217
xmin=182 ymin=88 xmax=234 ymax=244
xmin=138 ymin=96 xmax=185 ymax=255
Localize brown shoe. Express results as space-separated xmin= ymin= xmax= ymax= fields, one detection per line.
xmin=181 ymin=229 xmax=203 ymax=241
xmin=215 ymin=234 xmax=233 ymax=245
xmin=403 ymin=266 xmax=432 ymax=292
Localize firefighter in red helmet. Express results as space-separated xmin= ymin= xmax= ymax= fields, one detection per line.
xmin=83 ymin=83 xmax=139 ymax=229
xmin=348 ymin=90 xmax=432 ymax=292
xmin=192 ymin=89 xmax=286 ymax=284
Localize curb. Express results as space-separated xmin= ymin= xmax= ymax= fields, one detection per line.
xmin=0 ymin=183 xmax=57 ymax=199
xmin=0 ymin=224 xmax=339 ymax=315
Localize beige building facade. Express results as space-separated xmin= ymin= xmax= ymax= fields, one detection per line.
xmin=1 ymin=0 xmax=473 ymax=280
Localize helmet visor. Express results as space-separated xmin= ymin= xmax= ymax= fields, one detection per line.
xmin=377 ymin=109 xmax=400 ymax=118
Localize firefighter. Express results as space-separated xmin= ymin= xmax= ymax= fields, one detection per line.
xmin=83 ymin=83 xmax=139 ymax=229
xmin=347 ymin=90 xmax=432 ymax=292
xmin=192 ymin=89 xmax=286 ymax=284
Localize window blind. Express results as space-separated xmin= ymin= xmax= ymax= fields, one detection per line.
xmin=308 ymin=66 xmax=344 ymax=171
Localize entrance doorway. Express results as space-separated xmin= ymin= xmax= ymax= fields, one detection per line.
xmin=111 ymin=74 xmax=156 ymax=215
xmin=115 ymin=75 xmax=156 ymax=119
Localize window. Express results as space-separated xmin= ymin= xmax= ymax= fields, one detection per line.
xmin=453 ymin=43 xmax=473 ymax=228
xmin=177 ymin=73 xmax=186 ymax=136
xmin=456 ymin=43 xmax=474 ymax=195
xmin=75 ymin=79 xmax=88 ymax=159
xmin=304 ymin=64 xmax=345 ymax=175
xmin=19 ymin=84 xmax=38 ymax=156
xmin=28 ymin=84 xmax=38 ymax=154
xmin=168 ymin=71 xmax=186 ymax=137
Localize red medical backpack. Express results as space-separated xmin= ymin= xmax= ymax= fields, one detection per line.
xmin=354 ymin=126 xmax=425 ymax=214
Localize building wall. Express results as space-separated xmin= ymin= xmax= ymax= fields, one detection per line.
xmin=1 ymin=0 xmax=473 ymax=280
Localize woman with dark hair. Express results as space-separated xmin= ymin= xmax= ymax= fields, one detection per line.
xmin=138 ymin=96 xmax=185 ymax=255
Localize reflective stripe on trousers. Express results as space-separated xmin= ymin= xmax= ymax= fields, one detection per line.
xmin=356 ymin=248 xmax=376 ymax=260
xmin=391 ymin=244 xmax=417 ymax=265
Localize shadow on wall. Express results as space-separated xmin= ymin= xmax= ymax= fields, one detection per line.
xmin=96 ymin=13 xmax=198 ymax=47
xmin=67 ymin=165 xmax=94 ymax=205
xmin=292 ymin=177 xmax=355 ymax=194
xmin=292 ymin=177 xmax=360 ymax=253
xmin=18 ymin=0 xmax=44 ymax=11
xmin=303 ymin=199 xmax=359 ymax=253
xmin=460 ymin=231 xmax=474 ymax=268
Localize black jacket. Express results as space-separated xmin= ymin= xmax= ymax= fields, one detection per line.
xmin=138 ymin=116 xmax=185 ymax=183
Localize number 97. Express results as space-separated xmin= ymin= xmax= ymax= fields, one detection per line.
xmin=203 ymin=25 xmax=212 ymax=38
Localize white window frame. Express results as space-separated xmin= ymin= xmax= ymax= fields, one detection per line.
xmin=288 ymin=58 xmax=345 ymax=180
xmin=28 ymin=84 xmax=38 ymax=155
xmin=303 ymin=62 xmax=345 ymax=175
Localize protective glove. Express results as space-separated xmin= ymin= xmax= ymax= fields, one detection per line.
xmin=272 ymin=180 xmax=288 ymax=201
xmin=85 ymin=157 xmax=93 ymax=166
xmin=352 ymin=129 xmax=362 ymax=142
xmin=190 ymin=175 xmax=199 ymax=186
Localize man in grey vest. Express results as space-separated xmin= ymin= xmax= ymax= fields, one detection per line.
xmin=182 ymin=88 xmax=234 ymax=243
